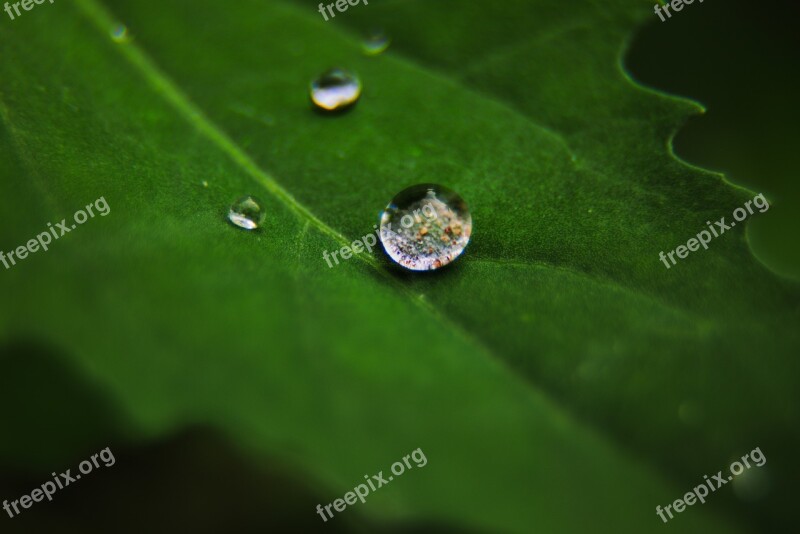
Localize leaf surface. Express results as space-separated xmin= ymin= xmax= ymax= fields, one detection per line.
xmin=0 ymin=0 xmax=796 ymax=531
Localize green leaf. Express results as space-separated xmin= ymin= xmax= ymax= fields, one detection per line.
xmin=0 ymin=0 xmax=796 ymax=532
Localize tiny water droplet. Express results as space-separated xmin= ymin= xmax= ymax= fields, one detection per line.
xmin=110 ymin=24 xmax=130 ymax=43
xmin=363 ymin=30 xmax=391 ymax=56
xmin=379 ymin=184 xmax=472 ymax=271
xmin=228 ymin=195 xmax=265 ymax=230
xmin=310 ymin=68 xmax=361 ymax=112
xmin=202 ymin=180 xmax=209 ymax=188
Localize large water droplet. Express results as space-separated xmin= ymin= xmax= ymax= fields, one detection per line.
xmin=379 ymin=184 xmax=472 ymax=271
xmin=310 ymin=68 xmax=361 ymax=112
xmin=363 ymin=30 xmax=391 ymax=56
xmin=228 ymin=195 xmax=265 ymax=230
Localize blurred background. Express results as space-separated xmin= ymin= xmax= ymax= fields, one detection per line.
xmin=627 ymin=0 xmax=800 ymax=280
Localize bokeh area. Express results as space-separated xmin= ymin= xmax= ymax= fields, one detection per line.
xmin=1 ymin=1 xmax=798 ymax=533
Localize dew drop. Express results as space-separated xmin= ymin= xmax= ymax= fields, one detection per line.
xmin=110 ymin=24 xmax=131 ymax=43
xmin=227 ymin=195 xmax=265 ymax=230
xmin=362 ymin=30 xmax=391 ymax=56
xmin=310 ymin=68 xmax=361 ymax=112
xmin=379 ymin=184 xmax=472 ymax=271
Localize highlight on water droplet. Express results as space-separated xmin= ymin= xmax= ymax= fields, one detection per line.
xmin=110 ymin=24 xmax=131 ymax=43
xmin=362 ymin=30 xmax=391 ymax=56
xmin=227 ymin=195 xmax=265 ymax=230
xmin=310 ymin=68 xmax=361 ymax=112
xmin=379 ymin=184 xmax=472 ymax=271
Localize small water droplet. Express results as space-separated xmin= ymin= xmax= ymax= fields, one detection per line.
xmin=110 ymin=24 xmax=131 ymax=43
xmin=363 ymin=30 xmax=391 ymax=56
xmin=310 ymin=68 xmax=361 ymax=112
xmin=202 ymin=180 xmax=209 ymax=188
xmin=379 ymin=184 xmax=472 ymax=271
xmin=228 ymin=195 xmax=265 ymax=230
